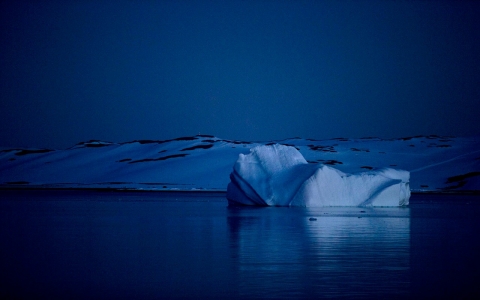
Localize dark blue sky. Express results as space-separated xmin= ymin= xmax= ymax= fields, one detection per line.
xmin=1 ymin=0 xmax=479 ymax=149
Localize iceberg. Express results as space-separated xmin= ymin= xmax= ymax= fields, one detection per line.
xmin=226 ymin=144 xmax=410 ymax=207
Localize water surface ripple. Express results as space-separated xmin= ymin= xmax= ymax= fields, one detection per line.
xmin=0 ymin=191 xmax=479 ymax=299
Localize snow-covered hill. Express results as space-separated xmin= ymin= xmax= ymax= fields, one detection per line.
xmin=1 ymin=135 xmax=479 ymax=193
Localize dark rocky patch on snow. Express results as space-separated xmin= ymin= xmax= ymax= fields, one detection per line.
xmin=71 ymin=140 xmax=114 ymax=148
xmin=130 ymin=140 xmax=163 ymax=144
xmin=117 ymin=158 xmax=132 ymax=162
xmin=445 ymin=172 xmax=480 ymax=190
xmin=181 ymin=144 xmax=213 ymax=151
xmin=308 ymin=145 xmax=336 ymax=152
xmin=320 ymin=159 xmax=343 ymax=166
xmin=15 ymin=149 xmax=54 ymax=156
xmin=425 ymin=135 xmax=452 ymax=139
xmin=84 ymin=144 xmax=110 ymax=148
xmin=398 ymin=136 xmax=422 ymax=141
xmin=447 ymin=172 xmax=480 ymax=184
xmin=398 ymin=135 xmax=452 ymax=141
xmin=129 ymin=154 xmax=188 ymax=164
xmin=350 ymin=148 xmax=370 ymax=152
xmin=125 ymin=136 xmax=199 ymax=145
xmin=173 ymin=136 xmax=199 ymax=141
xmin=223 ymin=139 xmax=252 ymax=145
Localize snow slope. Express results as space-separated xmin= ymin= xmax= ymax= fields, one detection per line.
xmin=0 ymin=135 xmax=479 ymax=193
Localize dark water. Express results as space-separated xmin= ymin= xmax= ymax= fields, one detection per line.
xmin=0 ymin=191 xmax=479 ymax=299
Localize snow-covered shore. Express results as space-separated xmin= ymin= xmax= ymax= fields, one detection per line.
xmin=1 ymin=135 xmax=479 ymax=193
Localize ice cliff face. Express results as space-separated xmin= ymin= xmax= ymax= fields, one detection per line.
xmin=227 ymin=145 xmax=410 ymax=207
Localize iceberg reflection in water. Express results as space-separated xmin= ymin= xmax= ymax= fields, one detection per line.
xmin=227 ymin=206 xmax=410 ymax=298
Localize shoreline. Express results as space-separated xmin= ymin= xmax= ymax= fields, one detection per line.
xmin=0 ymin=185 xmax=227 ymax=194
xmin=1 ymin=185 xmax=479 ymax=196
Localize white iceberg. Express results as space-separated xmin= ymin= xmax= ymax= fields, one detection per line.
xmin=226 ymin=144 xmax=410 ymax=207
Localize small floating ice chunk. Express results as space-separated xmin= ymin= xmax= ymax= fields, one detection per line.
xmin=227 ymin=144 xmax=410 ymax=207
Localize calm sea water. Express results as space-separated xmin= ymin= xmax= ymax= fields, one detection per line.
xmin=0 ymin=190 xmax=479 ymax=299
